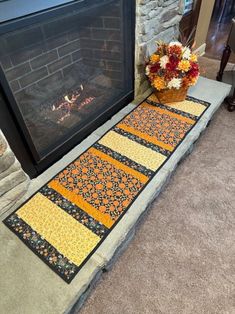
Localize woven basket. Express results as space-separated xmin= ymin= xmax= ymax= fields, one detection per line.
xmin=154 ymin=86 xmax=188 ymax=104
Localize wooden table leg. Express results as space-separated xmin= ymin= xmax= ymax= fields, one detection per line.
xmin=217 ymin=44 xmax=231 ymax=81
xmin=226 ymin=88 xmax=235 ymax=112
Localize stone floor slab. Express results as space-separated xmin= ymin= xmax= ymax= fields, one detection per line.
xmin=0 ymin=223 xmax=104 ymax=314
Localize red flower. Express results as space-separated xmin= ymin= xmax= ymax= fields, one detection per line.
xmin=166 ymin=63 xmax=176 ymax=72
xmin=150 ymin=63 xmax=160 ymax=73
xmin=164 ymin=69 xmax=179 ymax=81
xmin=166 ymin=55 xmax=179 ymax=71
xmin=188 ymin=62 xmax=199 ymax=78
xmin=190 ymin=62 xmax=199 ymax=71
xmin=168 ymin=45 xmax=182 ymax=56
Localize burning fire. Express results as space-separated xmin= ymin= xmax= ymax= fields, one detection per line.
xmin=51 ymin=84 xmax=95 ymax=123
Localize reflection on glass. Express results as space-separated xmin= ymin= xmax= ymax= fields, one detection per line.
xmin=0 ymin=0 xmax=75 ymax=23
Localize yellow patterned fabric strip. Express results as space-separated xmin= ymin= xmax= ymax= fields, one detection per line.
xmin=147 ymin=94 xmax=206 ymax=117
xmin=17 ymin=193 xmax=100 ymax=266
xmin=99 ymin=130 xmax=167 ymax=171
xmin=164 ymin=100 xmax=206 ymax=117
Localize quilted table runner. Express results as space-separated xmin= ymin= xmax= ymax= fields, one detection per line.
xmin=3 ymin=93 xmax=210 ymax=283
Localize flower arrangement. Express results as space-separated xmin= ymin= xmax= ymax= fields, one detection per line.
xmin=145 ymin=41 xmax=199 ymax=102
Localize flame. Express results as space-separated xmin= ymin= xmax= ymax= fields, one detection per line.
xmin=64 ymin=95 xmax=72 ymax=103
xmin=53 ymin=86 xmax=95 ymax=124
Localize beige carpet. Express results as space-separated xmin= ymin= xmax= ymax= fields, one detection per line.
xmin=79 ymin=58 xmax=235 ymax=314
xmin=199 ymin=56 xmax=235 ymax=80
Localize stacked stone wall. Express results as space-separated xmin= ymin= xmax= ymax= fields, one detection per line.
xmin=135 ymin=0 xmax=184 ymax=95
xmin=0 ymin=131 xmax=29 ymax=216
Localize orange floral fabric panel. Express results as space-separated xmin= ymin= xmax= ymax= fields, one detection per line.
xmin=51 ymin=148 xmax=146 ymax=228
xmin=117 ymin=102 xmax=195 ymax=151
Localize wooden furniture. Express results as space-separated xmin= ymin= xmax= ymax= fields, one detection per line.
xmin=217 ymin=18 xmax=235 ymax=111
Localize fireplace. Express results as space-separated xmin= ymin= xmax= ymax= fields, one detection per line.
xmin=0 ymin=0 xmax=135 ymax=177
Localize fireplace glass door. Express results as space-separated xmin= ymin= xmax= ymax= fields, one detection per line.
xmin=0 ymin=0 xmax=134 ymax=170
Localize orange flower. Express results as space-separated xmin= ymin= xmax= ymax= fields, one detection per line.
xmin=168 ymin=45 xmax=182 ymax=56
xmin=178 ymin=60 xmax=191 ymax=72
xmin=190 ymin=76 xmax=198 ymax=85
xmin=150 ymin=54 xmax=160 ymax=63
xmin=153 ymin=76 xmax=165 ymax=91
xmin=183 ymin=76 xmax=198 ymax=87
xmin=182 ymin=77 xmax=190 ymax=87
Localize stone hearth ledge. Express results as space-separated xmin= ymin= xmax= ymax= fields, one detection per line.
xmin=0 ymin=77 xmax=231 ymax=314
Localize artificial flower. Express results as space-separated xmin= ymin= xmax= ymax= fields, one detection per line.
xmin=146 ymin=41 xmax=199 ymax=92
xmin=168 ymin=44 xmax=182 ymax=56
xmin=159 ymin=55 xmax=169 ymax=69
xmin=182 ymin=77 xmax=190 ymax=87
xmin=169 ymin=41 xmax=182 ymax=47
xmin=190 ymin=76 xmax=199 ymax=85
xmin=182 ymin=47 xmax=191 ymax=60
xmin=183 ymin=76 xmax=198 ymax=87
xmin=190 ymin=54 xmax=198 ymax=62
xmin=150 ymin=54 xmax=160 ymax=63
xmin=167 ymin=78 xmax=182 ymax=89
xmin=188 ymin=62 xmax=199 ymax=77
xmin=156 ymin=41 xmax=168 ymax=55
xmin=149 ymin=63 xmax=160 ymax=73
xmin=164 ymin=70 xmax=178 ymax=81
xmin=166 ymin=55 xmax=179 ymax=71
xmin=145 ymin=65 xmax=150 ymax=76
xmin=178 ymin=60 xmax=191 ymax=72
xmin=153 ymin=76 xmax=165 ymax=91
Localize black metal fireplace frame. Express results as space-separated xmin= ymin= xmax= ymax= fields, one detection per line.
xmin=0 ymin=0 xmax=136 ymax=178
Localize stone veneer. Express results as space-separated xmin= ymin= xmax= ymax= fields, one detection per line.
xmin=0 ymin=0 xmax=183 ymax=216
xmin=0 ymin=131 xmax=29 ymax=216
xmin=135 ymin=0 xmax=184 ymax=95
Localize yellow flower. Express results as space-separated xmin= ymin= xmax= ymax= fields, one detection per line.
xmin=190 ymin=54 xmax=198 ymax=62
xmin=178 ymin=60 xmax=191 ymax=72
xmin=150 ymin=54 xmax=160 ymax=63
xmin=153 ymin=76 xmax=165 ymax=91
